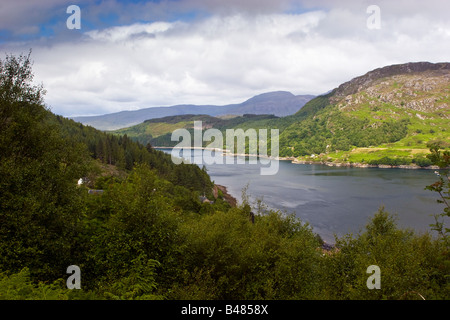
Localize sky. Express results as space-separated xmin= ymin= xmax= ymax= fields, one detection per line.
xmin=1 ymin=0 xmax=450 ymax=117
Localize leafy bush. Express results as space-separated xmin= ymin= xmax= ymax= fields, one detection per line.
xmin=322 ymin=209 xmax=449 ymax=299
xmin=368 ymin=156 xmax=411 ymax=166
xmin=412 ymin=156 xmax=432 ymax=167
xmin=0 ymin=268 xmax=68 ymax=300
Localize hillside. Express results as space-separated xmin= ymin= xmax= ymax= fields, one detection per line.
xmin=72 ymin=91 xmax=314 ymax=130
xmin=278 ymin=62 xmax=450 ymax=166
xmin=113 ymin=113 xmax=278 ymax=147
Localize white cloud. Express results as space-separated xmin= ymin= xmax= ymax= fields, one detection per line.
xmin=4 ymin=1 xmax=450 ymax=117
xmin=85 ymin=22 xmax=174 ymax=42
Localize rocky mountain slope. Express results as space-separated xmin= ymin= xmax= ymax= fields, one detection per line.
xmin=331 ymin=62 xmax=450 ymax=115
xmin=332 ymin=62 xmax=450 ymax=99
xmin=279 ymin=62 xmax=450 ymax=166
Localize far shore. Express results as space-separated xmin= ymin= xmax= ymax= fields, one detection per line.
xmin=154 ymin=146 xmax=443 ymax=170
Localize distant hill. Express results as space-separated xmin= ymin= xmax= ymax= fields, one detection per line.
xmin=72 ymin=91 xmax=314 ymax=130
xmin=113 ymin=113 xmax=278 ymax=147
xmin=226 ymin=91 xmax=314 ymax=116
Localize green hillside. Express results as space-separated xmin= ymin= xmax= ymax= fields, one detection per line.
xmin=278 ymin=64 xmax=450 ymax=166
xmin=112 ymin=113 xmax=278 ymax=147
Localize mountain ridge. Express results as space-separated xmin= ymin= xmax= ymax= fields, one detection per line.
xmin=72 ymin=91 xmax=315 ymax=131
xmin=331 ymin=61 xmax=450 ymax=101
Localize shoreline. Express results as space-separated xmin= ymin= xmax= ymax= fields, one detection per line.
xmin=289 ymin=158 xmax=442 ymax=170
xmin=213 ymin=183 xmax=336 ymax=250
xmin=214 ymin=184 xmax=237 ymax=207
xmin=154 ymin=146 xmax=443 ymax=170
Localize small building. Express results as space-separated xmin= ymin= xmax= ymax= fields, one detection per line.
xmin=199 ymin=195 xmax=213 ymax=204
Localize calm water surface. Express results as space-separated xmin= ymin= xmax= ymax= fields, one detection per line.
xmin=160 ymin=149 xmax=442 ymax=244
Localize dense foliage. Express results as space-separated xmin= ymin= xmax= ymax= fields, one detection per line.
xmin=0 ymin=53 xmax=448 ymax=300
xmin=51 ymin=115 xmax=213 ymax=194
xmin=279 ymin=104 xmax=410 ymax=157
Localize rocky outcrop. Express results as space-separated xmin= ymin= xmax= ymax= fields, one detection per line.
xmin=325 ymin=62 xmax=450 ymax=124
xmin=331 ymin=62 xmax=450 ymax=101
xmin=214 ymin=184 xmax=237 ymax=207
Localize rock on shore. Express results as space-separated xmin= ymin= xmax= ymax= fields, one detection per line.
xmin=214 ymin=184 xmax=237 ymax=207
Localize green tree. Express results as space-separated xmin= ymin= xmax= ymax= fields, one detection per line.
xmin=0 ymin=52 xmax=91 ymax=281
xmin=425 ymin=143 xmax=450 ymax=240
xmin=324 ymin=209 xmax=448 ymax=299
xmin=87 ymin=164 xmax=184 ymax=295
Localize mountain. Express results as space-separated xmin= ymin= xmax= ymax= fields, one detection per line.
xmin=71 ymin=91 xmax=314 ymax=131
xmin=226 ymin=91 xmax=314 ymax=116
xmin=278 ymin=61 xmax=450 ymax=165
